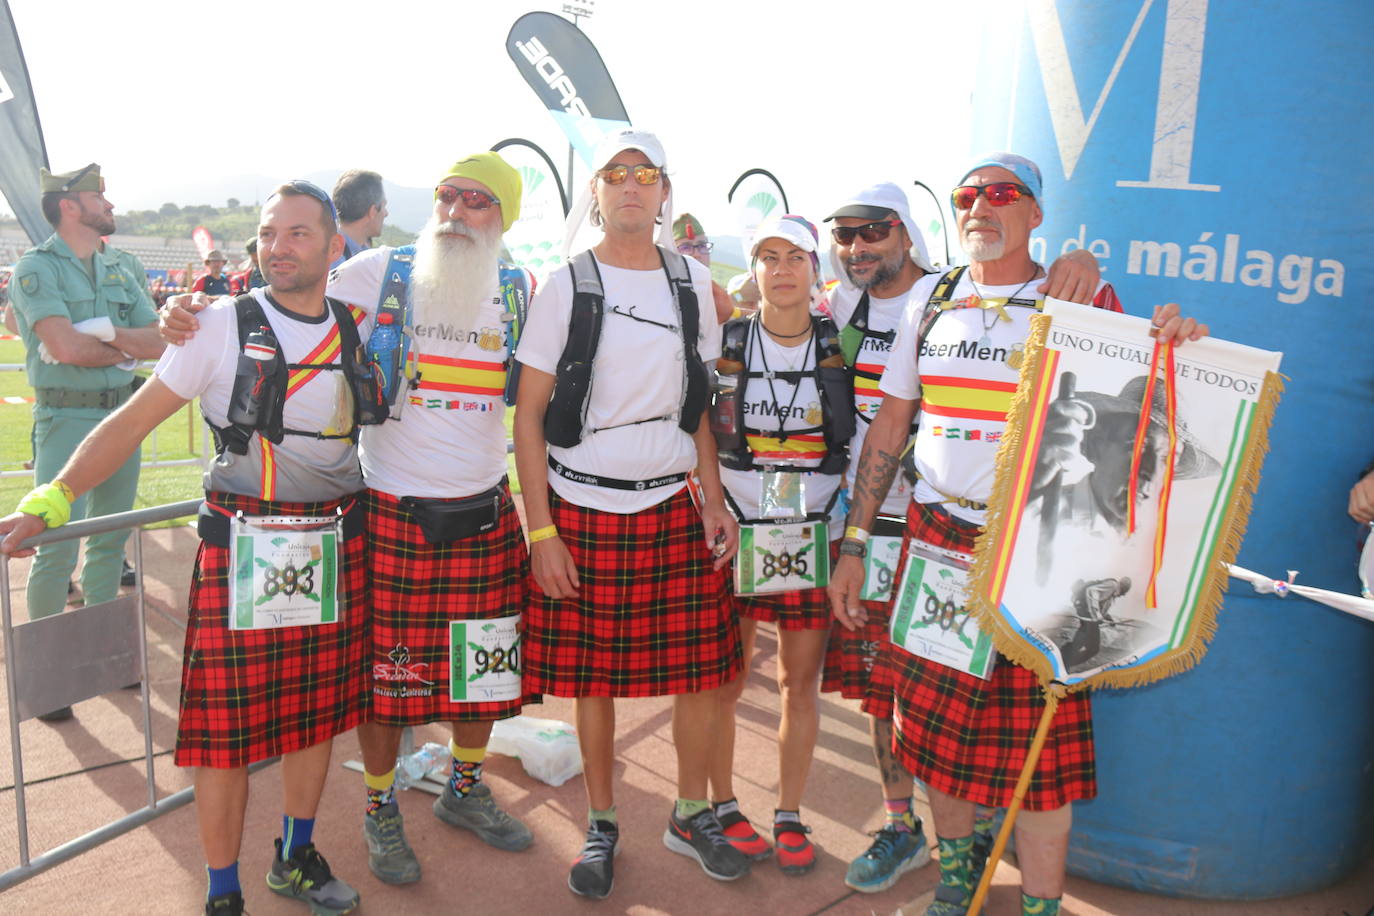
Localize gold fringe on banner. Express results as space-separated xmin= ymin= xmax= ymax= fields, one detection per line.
xmin=968 ymin=314 xmax=1285 ymax=693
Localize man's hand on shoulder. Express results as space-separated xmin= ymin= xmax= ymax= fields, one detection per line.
xmin=158 ymin=292 xmax=211 ymax=346
xmin=1038 ymin=248 xmax=1100 ymax=304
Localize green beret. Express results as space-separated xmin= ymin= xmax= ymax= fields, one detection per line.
xmin=40 ymin=163 xmax=103 ymax=194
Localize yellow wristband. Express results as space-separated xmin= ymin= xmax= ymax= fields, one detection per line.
xmin=17 ymin=482 xmax=74 ymax=529
xmin=844 ymin=526 xmax=871 ymax=544
xmin=528 ymin=525 xmax=559 ymax=544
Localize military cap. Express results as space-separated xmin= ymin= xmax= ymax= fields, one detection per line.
xmin=40 ymin=163 xmax=104 ymax=193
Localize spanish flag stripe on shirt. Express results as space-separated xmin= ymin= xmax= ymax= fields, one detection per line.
xmin=854 ymin=361 xmax=885 ymax=395
xmin=920 ymin=402 xmax=1011 ymax=422
xmin=415 ymin=355 xmax=506 ymax=397
xmin=746 ymin=432 xmax=827 ymax=460
xmin=921 ymin=376 xmax=1016 ymax=419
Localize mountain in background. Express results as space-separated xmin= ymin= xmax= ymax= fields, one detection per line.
xmin=112 ymin=170 xmax=435 ymax=233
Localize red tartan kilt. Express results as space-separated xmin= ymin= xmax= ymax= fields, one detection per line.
xmin=175 ymin=492 xmax=370 ymax=768
xmin=734 ymin=540 xmax=836 ymax=631
xmin=887 ymin=502 xmax=1096 ymax=810
xmin=524 ymin=488 xmax=741 ymax=698
xmin=363 ymin=486 xmax=535 ymax=726
xmin=821 ymin=596 xmax=897 ymax=719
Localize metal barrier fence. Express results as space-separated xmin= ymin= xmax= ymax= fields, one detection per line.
xmin=0 ymin=364 xmax=212 ymax=480
xmin=0 ymin=498 xmax=276 ymax=892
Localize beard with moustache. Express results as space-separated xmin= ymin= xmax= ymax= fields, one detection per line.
xmin=960 ymin=217 xmax=1006 ymax=261
xmin=844 ymin=248 xmax=906 ymax=290
xmin=409 ymin=217 xmax=504 ymax=330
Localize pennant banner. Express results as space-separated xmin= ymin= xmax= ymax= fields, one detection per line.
xmin=491 ymin=138 xmax=569 ymax=283
xmin=505 ymin=12 xmax=630 ymax=169
xmin=726 ymin=168 xmax=788 ymax=249
xmin=969 ymin=300 xmax=1283 ymax=689
xmin=0 ymin=0 xmax=49 ymax=245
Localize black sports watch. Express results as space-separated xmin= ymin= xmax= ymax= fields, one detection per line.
xmin=838 ymin=539 xmax=867 ymax=559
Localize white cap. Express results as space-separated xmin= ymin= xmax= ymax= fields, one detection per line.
xmin=825 ymin=181 xmax=934 ymax=275
xmin=561 ymin=127 xmax=676 ymax=259
xmin=750 ymin=216 xmax=818 ymax=255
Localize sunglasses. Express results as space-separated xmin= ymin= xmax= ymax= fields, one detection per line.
xmin=273 ymin=179 xmax=339 ymax=220
xmin=434 ymin=184 xmax=500 ymax=210
xmin=830 ymin=219 xmax=902 ymax=246
xmin=598 ymin=164 xmax=663 ymax=186
xmin=950 ymin=182 xmax=1034 ymax=210
xmin=676 ymin=240 xmax=713 ymax=254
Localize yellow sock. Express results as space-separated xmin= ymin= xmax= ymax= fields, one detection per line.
xmin=364 ymin=767 xmax=396 ymax=791
xmin=450 ymin=741 xmax=487 ymax=763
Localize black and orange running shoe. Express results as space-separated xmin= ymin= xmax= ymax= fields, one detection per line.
xmin=712 ymin=799 xmax=772 ymax=861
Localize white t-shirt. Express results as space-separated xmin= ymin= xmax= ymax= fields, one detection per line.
xmin=327 ymin=247 xmax=511 ymax=499
xmin=881 ymin=271 xmax=1113 ymax=525
xmin=830 ymin=282 xmax=923 ymax=518
xmin=154 ymin=287 xmax=370 ymax=502
xmin=719 ymin=322 xmax=841 ymax=529
xmin=516 ymin=252 xmax=720 ymax=514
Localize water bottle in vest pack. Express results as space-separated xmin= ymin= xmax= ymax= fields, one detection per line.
xmin=227 ymin=325 xmax=283 ymax=431
xmin=369 ymin=311 xmax=405 ymax=408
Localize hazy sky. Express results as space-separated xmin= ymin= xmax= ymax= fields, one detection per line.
xmin=8 ymin=0 xmax=990 ymax=244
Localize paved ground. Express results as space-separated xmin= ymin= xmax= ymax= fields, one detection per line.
xmin=0 ymin=521 xmax=1371 ymax=915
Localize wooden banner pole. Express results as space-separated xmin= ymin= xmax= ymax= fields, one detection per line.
xmin=966 ymin=683 xmax=1064 ymax=916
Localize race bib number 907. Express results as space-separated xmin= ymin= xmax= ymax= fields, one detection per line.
xmin=889 ymin=541 xmax=995 ymax=679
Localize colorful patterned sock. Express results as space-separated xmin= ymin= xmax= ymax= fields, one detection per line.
xmin=449 ymin=741 xmax=486 ymax=797
xmin=589 ymin=805 xmax=617 ymax=825
xmin=675 ymin=798 xmax=710 ymax=819
xmin=1021 ymin=892 xmax=1062 ymax=915
xmin=925 ymin=834 xmax=974 ymax=915
xmin=969 ymin=805 xmax=997 ymax=884
xmin=206 ymin=862 xmax=240 ymax=898
xmin=280 ymin=815 xmax=315 ymax=860
xmin=884 ymin=795 xmax=917 ymax=833
xmin=364 ymin=767 xmax=396 ymax=815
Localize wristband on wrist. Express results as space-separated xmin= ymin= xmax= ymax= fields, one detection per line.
xmin=844 ymin=525 xmax=870 ymax=544
xmin=838 ymin=539 xmax=867 ymax=559
xmin=528 ymin=524 xmax=559 ymax=544
xmin=17 ymin=481 xmax=75 ymax=529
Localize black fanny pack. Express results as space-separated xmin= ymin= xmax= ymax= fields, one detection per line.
xmin=400 ymin=481 xmax=506 ymax=545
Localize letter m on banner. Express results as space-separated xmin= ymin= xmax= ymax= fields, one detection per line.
xmin=1027 ymin=0 xmax=1219 ymax=192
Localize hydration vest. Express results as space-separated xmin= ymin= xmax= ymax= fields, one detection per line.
xmin=544 ymin=247 xmax=708 ymax=449
xmin=208 ymin=292 xmax=386 ymax=457
xmin=712 ymin=313 xmax=855 ymax=475
xmin=364 ymin=245 xmax=532 ymax=416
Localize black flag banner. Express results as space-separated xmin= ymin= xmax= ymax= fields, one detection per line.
xmin=505 ymin=11 xmax=630 ymax=168
xmin=0 ymin=0 xmax=48 ymax=245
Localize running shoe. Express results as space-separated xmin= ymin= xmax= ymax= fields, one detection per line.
xmin=432 ymin=781 xmax=533 ymax=851
xmin=363 ymin=801 xmax=420 ymax=884
xmin=773 ymin=820 xmax=816 ymax=876
xmin=662 ymin=807 xmax=751 ymax=881
xmin=568 ymin=819 xmax=619 ymax=899
xmin=712 ymin=799 xmax=771 ymax=861
xmin=265 ymin=839 xmax=359 ymax=915
xmin=844 ymin=823 xmax=930 ymax=893
xmin=204 ymin=892 xmax=243 ymax=915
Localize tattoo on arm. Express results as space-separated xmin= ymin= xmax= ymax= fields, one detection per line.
xmin=848 ymin=446 xmax=901 ymax=529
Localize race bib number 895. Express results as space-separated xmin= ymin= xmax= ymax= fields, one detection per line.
xmin=735 ymin=519 xmax=830 ymax=596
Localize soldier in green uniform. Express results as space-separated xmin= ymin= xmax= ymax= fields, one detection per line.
xmin=7 ymin=164 xmax=164 ymax=719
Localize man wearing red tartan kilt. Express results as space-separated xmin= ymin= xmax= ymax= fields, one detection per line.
xmin=830 ymin=152 xmax=1210 ymax=916
xmin=325 ymin=152 xmax=536 ymax=886
xmin=513 ymin=129 xmax=748 ymax=900
xmin=3 ymin=182 xmax=372 ymax=916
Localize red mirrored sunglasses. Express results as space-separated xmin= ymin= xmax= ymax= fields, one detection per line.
xmin=950 ymin=182 xmax=1034 ymax=210
xmin=434 ymin=185 xmax=499 ymax=210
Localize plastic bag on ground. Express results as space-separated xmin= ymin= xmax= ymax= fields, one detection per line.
xmin=488 ymin=715 xmax=583 ymax=786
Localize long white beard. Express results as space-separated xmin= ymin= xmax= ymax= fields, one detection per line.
xmin=410 ymin=219 xmax=503 ymax=329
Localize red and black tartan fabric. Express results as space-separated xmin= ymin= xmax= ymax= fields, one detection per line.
xmin=886 ymin=501 xmax=1096 ymax=810
xmin=363 ymin=486 xmax=535 ymax=726
xmin=821 ymin=596 xmax=897 ymax=719
xmin=175 ymin=492 xmax=370 ymax=769
xmin=524 ymin=488 xmax=741 ymax=698
xmin=735 ymin=540 xmax=837 ymax=631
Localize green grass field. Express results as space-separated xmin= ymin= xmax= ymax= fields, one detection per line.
xmin=0 ymin=338 xmax=520 ymax=520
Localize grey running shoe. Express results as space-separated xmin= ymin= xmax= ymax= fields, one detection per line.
xmin=568 ymin=819 xmax=620 ymax=899
xmin=363 ymin=802 xmax=421 ymax=885
xmin=265 ymin=839 xmax=360 ymax=915
xmin=432 ymin=781 xmax=533 ymax=851
xmin=845 ymin=823 xmax=931 ymax=893
xmin=662 ymin=808 xmax=751 ymax=881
